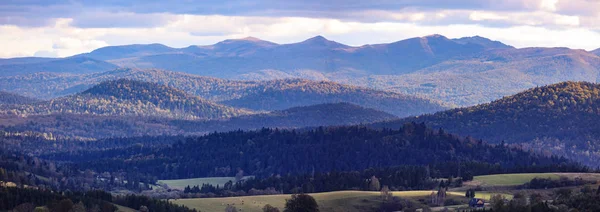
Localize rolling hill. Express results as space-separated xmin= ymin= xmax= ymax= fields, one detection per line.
xmin=372 ymin=81 xmax=600 ymax=166
xmin=218 ymin=78 xmax=447 ymax=117
xmin=0 ymin=79 xmax=250 ymax=120
xmin=172 ymin=102 xmax=397 ymax=133
xmin=0 ymin=69 xmax=448 ymax=117
xmin=3 ymin=35 xmax=600 ymax=106
xmin=0 ymin=102 xmax=398 ymax=140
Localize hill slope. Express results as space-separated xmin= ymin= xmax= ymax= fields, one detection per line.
xmin=372 ymin=81 xmax=600 ymax=166
xmin=219 ymin=78 xmax=447 ymax=117
xmin=0 ymin=103 xmax=397 ymax=139
xmin=58 ymin=122 xmax=576 ymax=180
xmin=1 ymin=79 xmax=250 ymax=120
xmin=0 ymin=69 xmax=447 ymax=117
xmin=173 ymin=102 xmax=397 ymax=132
xmin=0 ymin=91 xmax=39 ymax=104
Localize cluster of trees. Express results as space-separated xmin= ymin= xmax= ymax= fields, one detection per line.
xmin=490 ymin=186 xmax=600 ymax=212
xmin=35 ymin=123 xmax=587 ymax=197
xmin=183 ymin=166 xmax=440 ymax=197
xmin=376 ymin=81 xmax=600 ymax=166
xmin=0 ymin=114 xmax=194 ymax=139
xmin=0 ymin=146 xmax=154 ymax=193
xmin=0 ymin=187 xmax=196 ymax=212
xmin=224 ymin=194 xmax=319 ymax=212
xmin=523 ymin=176 xmax=594 ymax=189
xmin=64 ymin=123 xmax=584 ymax=180
xmin=0 ymin=130 xmax=180 ymax=156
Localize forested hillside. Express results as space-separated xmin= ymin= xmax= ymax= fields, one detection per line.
xmin=0 ymin=91 xmax=39 ymax=105
xmin=47 ymin=123 xmax=581 ymax=180
xmin=0 ymin=79 xmax=250 ymax=120
xmin=172 ymin=102 xmax=397 ymax=132
xmin=0 ymin=103 xmax=396 ymax=139
xmin=219 ymin=78 xmax=447 ymax=117
xmin=0 ymin=69 xmax=448 ymax=117
xmin=373 ymin=81 xmax=600 ymax=166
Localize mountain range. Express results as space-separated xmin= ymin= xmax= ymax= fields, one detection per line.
xmin=0 ymin=69 xmax=447 ymax=117
xmin=0 ymin=79 xmax=399 ymax=139
xmin=2 ymin=34 xmax=600 ymax=106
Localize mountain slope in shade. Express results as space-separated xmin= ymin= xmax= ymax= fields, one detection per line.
xmin=173 ymin=102 xmax=398 ymax=133
xmin=1 ymin=79 xmax=251 ymax=120
xmin=0 ymin=91 xmax=39 ymax=105
xmin=0 ymin=57 xmax=118 ymax=77
xmin=372 ymin=81 xmax=600 ymax=166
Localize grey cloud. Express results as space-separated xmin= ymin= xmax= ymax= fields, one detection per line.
xmin=0 ymin=0 xmax=593 ymax=29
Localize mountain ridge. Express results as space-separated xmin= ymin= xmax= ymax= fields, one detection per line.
xmin=0 ymin=68 xmax=448 ymax=117
xmin=4 ymin=34 xmax=600 ymax=107
xmin=0 ymin=79 xmax=251 ymax=120
xmin=372 ymin=81 xmax=600 ymax=166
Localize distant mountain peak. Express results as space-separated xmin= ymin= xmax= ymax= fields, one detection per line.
xmin=452 ymin=35 xmax=514 ymax=49
xmin=221 ymin=36 xmax=271 ymax=43
xmin=423 ymin=34 xmax=447 ymax=39
xmin=239 ymin=36 xmax=263 ymax=41
xmin=298 ymin=35 xmax=348 ymax=48
xmin=213 ymin=36 xmax=278 ymax=47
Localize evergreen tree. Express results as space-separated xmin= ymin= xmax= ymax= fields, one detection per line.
xmin=284 ymin=194 xmax=319 ymax=212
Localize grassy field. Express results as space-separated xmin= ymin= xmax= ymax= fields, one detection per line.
xmin=169 ymin=173 xmax=597 ymax=211
xmin=172 ymin=190 xmax=479 ymax=212
xmin=472 ymin=173 xmax=561 ymax=186
xmin=114 ymin=204 xmax=136 ymax=212
xmin=471 ymin=173 xmax=600 ymax=186
xmin=158 ymin=176 xmax=254 ymax=189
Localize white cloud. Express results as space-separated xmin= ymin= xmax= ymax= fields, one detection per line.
xmin=2 ymin=9 xmax=600 ymax=58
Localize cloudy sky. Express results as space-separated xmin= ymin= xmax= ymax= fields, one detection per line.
xmin=1 ymin=0 xmax=600 ymax=58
